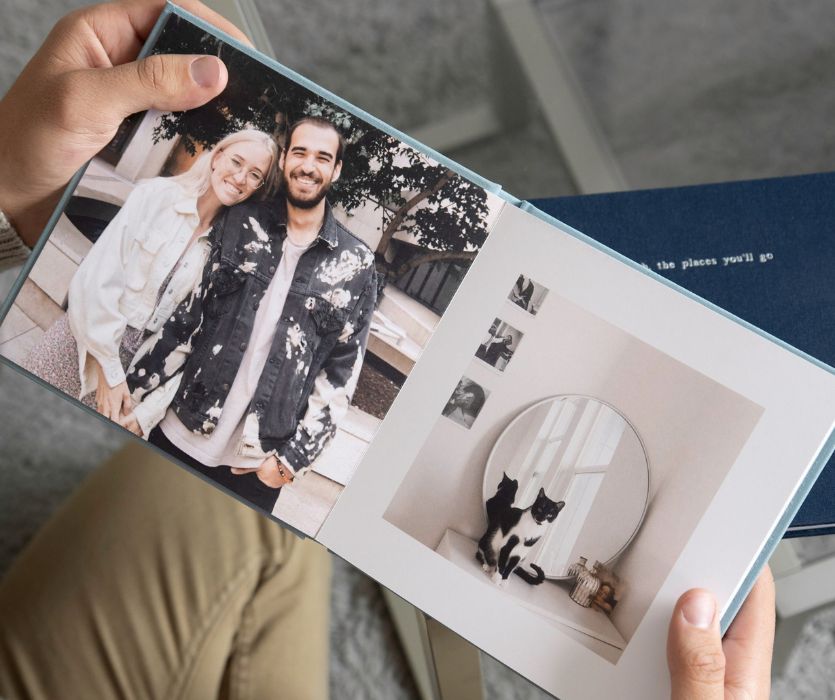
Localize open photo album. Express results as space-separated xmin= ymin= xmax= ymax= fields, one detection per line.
xmin=2 ymin=5 xmax=834 ymax=698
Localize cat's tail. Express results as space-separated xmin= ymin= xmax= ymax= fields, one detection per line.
xmin=514 ymin=564 xmax=545 ymax=585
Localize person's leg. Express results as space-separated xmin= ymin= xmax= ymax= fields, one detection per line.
xmin=0 ymin=442 xmax=330 ymax=700
xmin=149 ymin=426 xmax=281 ymax=514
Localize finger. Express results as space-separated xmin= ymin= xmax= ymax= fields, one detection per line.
xmin=230 ymin=467 xmax=257 ymax=475
xmin=121 ymin=389 xmax=133 ymax=416
xmin=131 ymin=0 xmax=252 ymax=44
xmin=722 ymin=566 xmax=775 ymax=699
xmin=168 ymin=0 xmax=253 ymax=45
xmin=77 ymin=0 xmax=252 ymax=66
xmin=74 ymin=52 xmax=228 ymax=123
xmin=667 ymin=588 xmax=725 ymax=699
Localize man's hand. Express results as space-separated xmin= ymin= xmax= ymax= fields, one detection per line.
xmin=0 ymin=0 xmax=250 ymax=244
xmin=118 ymin=412 xmax=144 ymax=436
xmin=230 ymin=455 xmax=294 ymax=489
xmin=667 ymin=566 xmax=775 ymax=699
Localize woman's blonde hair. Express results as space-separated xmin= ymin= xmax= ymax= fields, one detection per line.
xmin=172 ymin=128 xmax=279 ymax=201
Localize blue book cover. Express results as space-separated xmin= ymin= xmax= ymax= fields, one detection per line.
xmin=532 ymin=173 xmax=835 ymax=536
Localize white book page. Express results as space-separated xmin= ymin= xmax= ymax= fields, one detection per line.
xmin=318 ymin=202 xmax=835 ymax=699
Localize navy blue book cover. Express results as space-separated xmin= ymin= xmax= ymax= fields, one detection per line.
xmin=531 ymin=172 xmax=835 ymax=537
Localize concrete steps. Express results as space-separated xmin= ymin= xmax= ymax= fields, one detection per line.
xmin=366 ymin=284 xmax=441 ymax=374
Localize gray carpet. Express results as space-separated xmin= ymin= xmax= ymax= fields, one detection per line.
xmin=2 ymin=0 xmax=835 ymax=698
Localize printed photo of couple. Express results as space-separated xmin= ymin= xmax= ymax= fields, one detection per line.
xmin=0 ymin=15 xmax=504 ymax=536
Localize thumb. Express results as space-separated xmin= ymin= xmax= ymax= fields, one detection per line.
xmin=667 ymin=589 xmax=726 ymax=699
xmin=84 ymin=53 xmax=228 ymax=122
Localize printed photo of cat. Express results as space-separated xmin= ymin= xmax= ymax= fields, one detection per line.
xmin=476 ymin=472 xmax=565 ymax=588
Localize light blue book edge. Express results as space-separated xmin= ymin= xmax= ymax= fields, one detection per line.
xmin=2 ymin=0 xmax=834 ymax=634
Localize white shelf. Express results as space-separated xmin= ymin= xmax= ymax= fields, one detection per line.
xmin=436 ymin=529 xmax=626 ymax=653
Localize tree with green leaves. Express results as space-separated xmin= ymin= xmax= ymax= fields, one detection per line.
xmin=150 ymin=16 xmax=492 ymax=285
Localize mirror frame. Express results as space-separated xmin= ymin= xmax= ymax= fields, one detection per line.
xmin=482 ymin=394 xmax=652 ymax=580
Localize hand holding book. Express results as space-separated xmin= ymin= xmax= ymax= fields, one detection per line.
xmin=668 ymin=567 xmax=775 ymax=699
xmin=0 ymin=0 xmax=238 ymax=246
xmin=0 ymin=2 xmax=828 ymax=697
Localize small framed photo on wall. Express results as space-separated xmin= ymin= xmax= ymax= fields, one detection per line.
xmin=508 ymin=274 xmax=549 ymax=315
xmin=475 ymin=318 xmax=523 ymax=372
xmin=442 ymin=376 xmax=489 ymax=429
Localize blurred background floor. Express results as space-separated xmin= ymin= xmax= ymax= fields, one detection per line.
xmin=2 ymin=0 xmax=835 ymax=697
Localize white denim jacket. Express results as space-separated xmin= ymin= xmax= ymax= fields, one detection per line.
xmin=67 ymin=177 xmax=211 ymax=397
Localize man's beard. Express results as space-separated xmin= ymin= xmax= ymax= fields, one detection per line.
xmin=281 ymin=168 xmax=331 ymax=210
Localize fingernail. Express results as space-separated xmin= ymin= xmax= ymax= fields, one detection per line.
xmin=681 ymin=591 xmax=716 ymax=629
xmin=190 ymin=56 xmax=220 ymax=88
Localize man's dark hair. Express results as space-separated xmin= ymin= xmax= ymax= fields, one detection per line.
xmin=285 ymin=116 xmax=345 ymax=163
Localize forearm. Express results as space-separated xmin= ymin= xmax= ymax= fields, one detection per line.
xmin=128 ymin=332 xmax=193 ymax=401
xmin=131 ymin=374 xmax=183 ymax=437
xmin=67 ymin=299 xmax=130 ymax=393
xmin=0 ymin=186 xmax=59 ymax=250
xmin=127 ymin=272 xmax=208 ymax=402
xmin=282 ymin=290 xmax=375 ymax=472
xmin=66 ymin=182 xmax=154 ymax=391
xmin=0 ymin=98 xmax=63 ymax=248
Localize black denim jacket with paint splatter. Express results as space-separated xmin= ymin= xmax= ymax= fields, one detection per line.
xmin=127 ymin=198 xmax=377 ymax=475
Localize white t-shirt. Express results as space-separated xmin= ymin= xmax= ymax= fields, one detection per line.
xmin=160 ymin=237 xmax=309 ymax=468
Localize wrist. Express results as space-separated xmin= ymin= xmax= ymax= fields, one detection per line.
xmin=275 ymin=453 xmax=297 ymax=478
xmin=0 ymin=101 xmax=60 ymax=247
xmin=93 ymin=356 xmax=127 ymax=390
xmin=0 ymin=182 xmax=59 ymax=249
xmin=131 ymin=403 xmax=154 ymax=439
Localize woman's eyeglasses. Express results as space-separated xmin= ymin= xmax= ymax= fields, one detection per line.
xmin=221 ymin=150 xmax=265 ymax=189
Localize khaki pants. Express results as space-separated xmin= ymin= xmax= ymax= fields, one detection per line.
xmin=0 ymin=443 xmax=331 ymax=700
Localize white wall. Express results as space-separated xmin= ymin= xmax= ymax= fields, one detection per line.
xmin=384 ymin=292 xmax=762 ymax=643
xmin=333 ymin=200 xmax=384 ymax=252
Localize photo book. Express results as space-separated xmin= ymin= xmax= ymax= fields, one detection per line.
xmin=1 ymin=5 xmax=834 ymax=698
xmin=532 ymin=172 xmax=835 ymax=537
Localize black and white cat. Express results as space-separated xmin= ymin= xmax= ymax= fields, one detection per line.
xmin=476 ymin=472 xmax=518 ymax=571
xmin=476 ymin=475 xmax=565 ymax=588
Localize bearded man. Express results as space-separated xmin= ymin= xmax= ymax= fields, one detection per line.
xmin=125 ymin=117 xmax=377 ymax=512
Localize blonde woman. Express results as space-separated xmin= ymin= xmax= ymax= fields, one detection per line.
xmin=23 ymin=128 xmax=279 ymax=421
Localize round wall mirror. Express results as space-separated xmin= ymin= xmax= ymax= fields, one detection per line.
xmin=483 ymin=395 xmax=649 ymax=579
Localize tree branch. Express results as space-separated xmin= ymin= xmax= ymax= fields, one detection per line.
xmin=375 ymin=168 xmax=455 ymax=256
xmin=394 ymin=249 xmax=477 ymax=279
